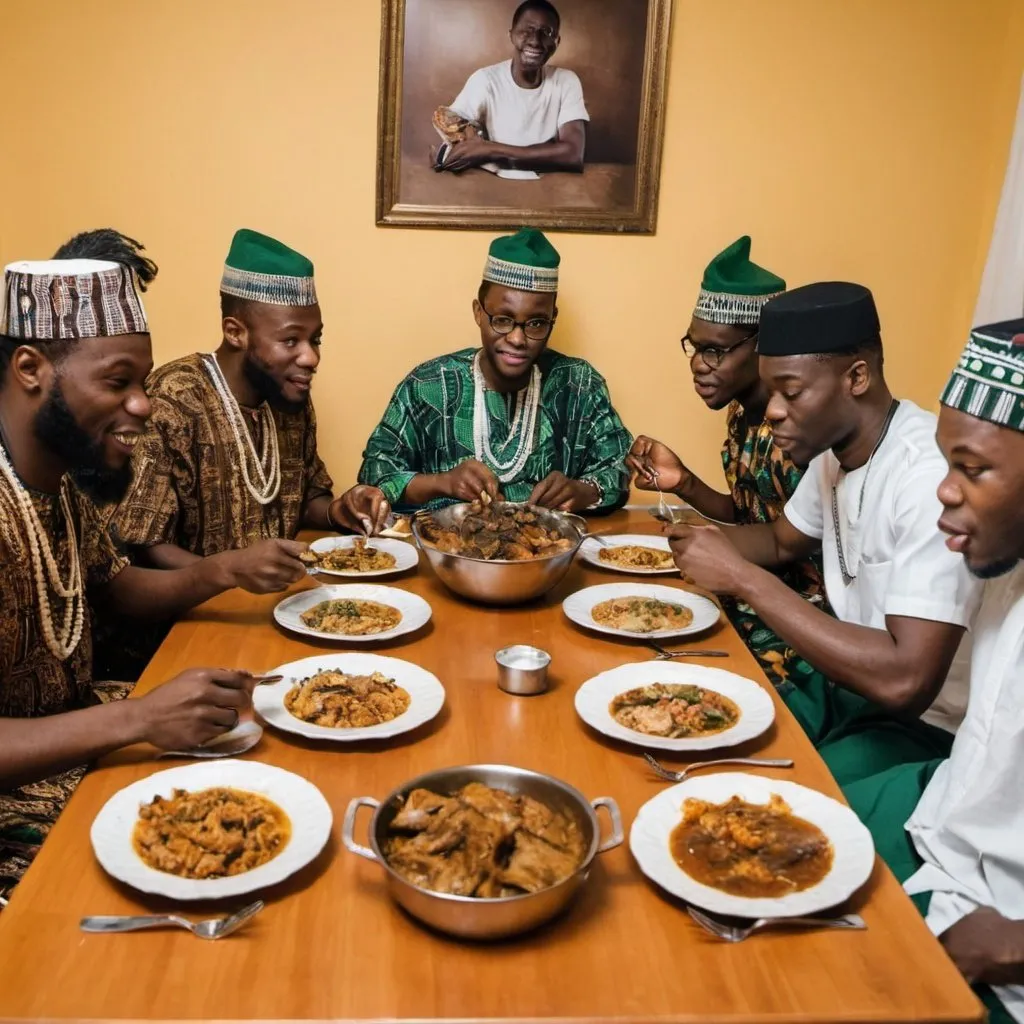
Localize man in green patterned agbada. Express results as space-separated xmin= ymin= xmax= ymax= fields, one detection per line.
xmin=627 ymin=236 xmax=831 ymax=700
xmin=358 ymin=228 xmax=631 ymax=512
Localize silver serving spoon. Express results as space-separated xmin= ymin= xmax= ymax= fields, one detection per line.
xmin=643 ymin=752 xmax=794 ymax=783
xmin=81 ymin=900 xmax=264 ymax=940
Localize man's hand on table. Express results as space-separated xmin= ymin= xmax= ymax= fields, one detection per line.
xmin=940 ymin=907 xmax=1024 ymax=986
xmin=668 ymin=523 xmax=749 ymax=594
xmin=329 ymin=485 xmax=390 ymax=535
xmin=131 ymin=668 xmax=254 ymax=750
xmin=211 ymin=539 xmax=308 ymax=594
xmin=529 ymin=472 xmax=598 ymax=512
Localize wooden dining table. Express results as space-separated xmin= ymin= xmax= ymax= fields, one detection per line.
xmin=0 ymin=510 xmax=983 ymax=1023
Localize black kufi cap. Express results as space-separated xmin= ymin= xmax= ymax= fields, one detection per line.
xmin=757 ymin=282 xmax=880 ymax=356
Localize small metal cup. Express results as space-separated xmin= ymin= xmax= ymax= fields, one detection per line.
xmin=495 ymin=645 xmax=551 ymax=696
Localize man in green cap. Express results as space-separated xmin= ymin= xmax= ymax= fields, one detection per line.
xmin=842 ymin=320 xmax=1024 ymax=1024
xmin=358 ymin=227 xmax=631 ymax=511
xmin=626 ymin=237 xmax=830 ymax=693
xmin=110 ymin=228 xmax=387 ymax=562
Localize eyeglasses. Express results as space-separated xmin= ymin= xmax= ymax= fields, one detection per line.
xmin=481 ymin=304 xmax=557 ymax=342
xmin=680 ymin=330 xmax=758 ymax=369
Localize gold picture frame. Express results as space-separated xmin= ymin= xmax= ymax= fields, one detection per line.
xmin=376 ymin=0 xmax=673 ymax=234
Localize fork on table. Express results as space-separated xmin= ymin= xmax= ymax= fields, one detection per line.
xmin=687 ymin=905 xmax=866 ymax=942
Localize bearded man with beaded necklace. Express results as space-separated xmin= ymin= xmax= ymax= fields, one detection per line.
xmin=359 ymin=228 xmax=632 ymax=512
xmin=0 ymin=257 xmax=270 ymax=905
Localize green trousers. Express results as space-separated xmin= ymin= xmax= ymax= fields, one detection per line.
xmin=845 ymin=760 xmax=1013 ymax=1024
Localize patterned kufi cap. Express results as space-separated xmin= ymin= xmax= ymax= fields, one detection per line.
xmin=1 ymin=259 xmax=148 ymax=340
xmin=941 ymin=319 xmax=1024 ymax=431
xmin=482 ymin=227 xmax=559 ymax=294
xmin=694 ymin=236 xmax=786 ymax=326
xmin=220 ymin=228 xmax=317 ymax=307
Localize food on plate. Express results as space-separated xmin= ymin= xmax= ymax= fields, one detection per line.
xmin=133 ymin=787 xmax=290 ymax=879
xmin=597 ymin=544 xmax=674 ymax=571
xmin=306 ymin=537 xmax=398 ymax=573
xmin=432 ymin=106 xmax=476 ymax=143
xmin=591 ymin=596 xmax=694 ymax=632
xmin=418 ymin=499 xmax=574 ymax=561
xmin=671 ymin=794 xmax=833 ymax=898
xmin=299 ymin=598 xmax=402 ymax=636
xmin=284 ymin=669 xmax=410 ymax=727
xmin=609 ymin=683 xmax=740 ymax=738
xmin=381 ymin=516 xmax=413 ymax=539
xmin=384 ymin=782 xmax=585 ymax=897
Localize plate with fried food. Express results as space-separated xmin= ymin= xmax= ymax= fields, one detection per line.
xmin=253 ymin=653 xmax=445 ymax=742
xmin=578 ymin=534 xmax=678 ymax=575
xmin=563 ymin=583 xmax=719 ymax=640
xmin=575 ymin=662 xmax=774 ymax=751
xmin=630 ymin=773 xmax=874 ymax=918
xmin=273 ymin=584 xmax=431 ymax=643
xmin=304 ymin=535 xmax=418 ymax=578
xmin=90 ymin=759 xmax=332 ymax=900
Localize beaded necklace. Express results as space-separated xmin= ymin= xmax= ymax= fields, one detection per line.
xmin=471 ymin=351 xmax=540 ymax=483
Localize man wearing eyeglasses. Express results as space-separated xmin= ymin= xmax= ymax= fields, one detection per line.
xmin=626 ymin=237 xmax=830 ymax=699
xmin=358 ymin=227 xmax=631 ymax=512
xmin=432 ymin=0 xmax=588 ymax=180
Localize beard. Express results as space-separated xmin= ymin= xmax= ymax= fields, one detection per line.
xmin=33 ymin=382 xmax=133 ymax=504
xmin=968 ymin=556 xmax=1020 ymax=580
xmin=243 ymin=353 xmax=308 ymax=415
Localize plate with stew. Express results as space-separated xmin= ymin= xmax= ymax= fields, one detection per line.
xmin=630 ymin=772 xmax=874 ymax=917
xmin=574 ymin=662 xmax=775 ymax=751
xmin=562 ymin=583 xmax=720 ymax=640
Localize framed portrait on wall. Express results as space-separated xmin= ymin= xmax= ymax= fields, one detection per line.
xmin=376 ymin=0 xmax=673 ymax=234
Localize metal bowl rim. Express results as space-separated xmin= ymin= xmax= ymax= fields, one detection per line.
xmin=366 ymin=762 xmax=602 ymax=905
xmin=411 ymin=503 xmax=585 ymax=565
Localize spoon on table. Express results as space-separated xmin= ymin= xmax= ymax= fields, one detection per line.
xmin=643 ymin=752 xmax=794 ymax=784
xmin=647 ymin=640 xmax=728 ymax=660
xmin=81 ymin=900 xmax=264 ymax=940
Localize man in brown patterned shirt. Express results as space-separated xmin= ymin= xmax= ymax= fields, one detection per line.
xmin=107 ymin=229 xmax=386 ymax=564
xmin=0 ymin=256 xmax=269 ymax=903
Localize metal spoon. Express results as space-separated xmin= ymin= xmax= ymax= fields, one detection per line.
xmin=647 ymin=640 xmax=728 ymax=659
xmin=81 ymin=900 xmax=264 ymax=940
xmin=687 ymin=905 xmax=865 ymax=942
xmin=643 ymin=752 xmax=794 ymax=783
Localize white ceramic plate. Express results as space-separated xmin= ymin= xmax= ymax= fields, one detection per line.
xmin=90 ymin=760 xmax=333 ymax=901
xmin=562 ymin=582 xmax=720 ymax=640
xmin=308 ymin=536 xmax=418 ymax=579
xmin=630 ymin=772 xmax=875 ymax=918
xmin=253 ymin=652 xmax=445 ymax=742
xmin=578 ymin=534 xmax=678 ymax=575
xmin=574 ymin=662 xmax=775 ymax=751
xmin=273 ymin=584 xmax=431 ymax=643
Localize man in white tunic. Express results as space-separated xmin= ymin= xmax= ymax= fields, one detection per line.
xmin=434 ymin=1 xmax=588 ymax=179
xmin=845 ymin=319 xmax=1024 ymax=1024
xmin=667 ymin=282 xmax=983 ymax=786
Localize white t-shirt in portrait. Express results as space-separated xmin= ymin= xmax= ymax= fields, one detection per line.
xmin=783 ymin=400 xmax=984 ymax=733
xmin=448 ymin=59 xmax=589 ymax=180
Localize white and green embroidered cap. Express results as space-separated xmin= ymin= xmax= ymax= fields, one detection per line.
xmin=220 ymin=228 xmax=317 ymax=307
xmin=482 ymin=227 xmax=559 ymax=294
xmin=694 ymin=236 xmax=785 ymax=326
xmin=941 ymin=319 xmax=1024 ymax=431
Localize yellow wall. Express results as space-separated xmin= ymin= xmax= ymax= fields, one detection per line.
xmin=1 ymin=0 xmax=1022 ymax=489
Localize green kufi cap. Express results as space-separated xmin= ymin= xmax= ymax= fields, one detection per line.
xmin=220 ymin=228 xmax=317 ymax=306
xmin=941 ymin=319 xmax=1024 ymax=432
xmin=482 ymin=227 xmax=559 ymax=293
xmin=694 ymin=236 xmax=786 ymax=325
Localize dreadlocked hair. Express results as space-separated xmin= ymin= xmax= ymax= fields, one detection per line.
xmin=52 ymin=229 xmax=158 ymax=291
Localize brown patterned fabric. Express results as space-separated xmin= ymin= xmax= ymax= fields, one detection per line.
xmin=109 ymin=353 xmax=333 ymax=555
xmin=2 ymin=260 xmax=148 ymax=340
xmin=0 ymin=481 xmax=130 ymax=902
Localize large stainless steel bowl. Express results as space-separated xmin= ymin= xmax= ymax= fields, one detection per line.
xmin=411 ymin=502 xmax=585 ymax=605
xmin=341 ymin=763 xmax=623 ymax=940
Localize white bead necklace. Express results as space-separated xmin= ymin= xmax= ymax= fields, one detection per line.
xmin=471 ymin=351 xmax=540 ymax=483
xmin=0 ymin=436 xmax=84 ymax=661
xmin=203 ymin=354 xmax=281 ymax=505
